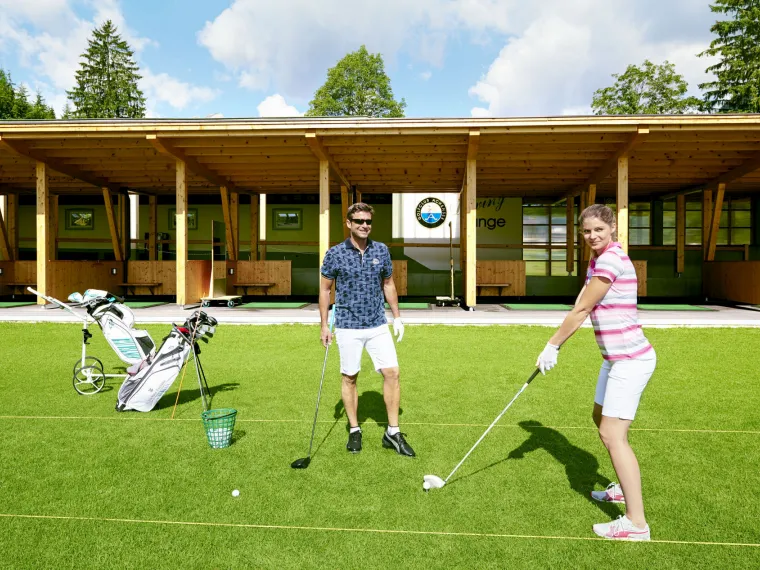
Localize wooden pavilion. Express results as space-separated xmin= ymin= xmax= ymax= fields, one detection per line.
xmin=0 ymin=115 xmax=759 ymax=307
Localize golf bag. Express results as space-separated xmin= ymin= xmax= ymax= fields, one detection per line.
xmin=115 ymin=311 xmax=217 ymax=413
xmin=70 ymin=289 xmax=156 ymax=365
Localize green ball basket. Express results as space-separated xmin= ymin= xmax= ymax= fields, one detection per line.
xmin=201 ymin=408 xmax=237 ymax=449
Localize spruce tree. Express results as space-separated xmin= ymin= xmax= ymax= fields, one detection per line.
xmin=699 ymin=0 xmax=760 ymax=112
xmin=11 ymin=84 xmax=31 ymax=119
xmin=0 ymin=70 xmax=15 ymax=119
xmin=27 ymin=92 xmax=56 ymax=120
xmin=66 ymin=20 xmax=146 ymax=118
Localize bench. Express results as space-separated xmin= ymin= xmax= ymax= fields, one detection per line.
xmin=233 ymin=282 xmax=275 ymax=296
xmin=120 ymin=282 xmax=162 ymax=295
xmin=476 ymin=282 xmax=512 ymax=296
xmin=4 ymin=282 xmax=36 ymax=296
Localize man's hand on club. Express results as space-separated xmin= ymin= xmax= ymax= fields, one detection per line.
xmin=320 ymin=325 xmax=332 ymax=348
xmin=536 ymin=342 xmax=559 ymax=375
xmin=393 ymin=317 xmax=405 ymax=343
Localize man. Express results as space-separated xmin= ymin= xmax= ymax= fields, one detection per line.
xmin=319 ymin=202 xmax=415 ymax=457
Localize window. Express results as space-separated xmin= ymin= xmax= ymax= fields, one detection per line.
xmin=663 ymin=201 xmax=702 ymax=246
xmin=603 ymin=200 xmax=651 ymax=245
xmin=663 ymin=197 xmax=752 ymax=246
xmin=522 ymin=203 xmax=577 ymax=276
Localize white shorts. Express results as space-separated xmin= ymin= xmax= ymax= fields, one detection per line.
xmin=594 ymin=349 xmax=656 ymax=421
xmin=335 ymin=325 xmax=398 ymax=376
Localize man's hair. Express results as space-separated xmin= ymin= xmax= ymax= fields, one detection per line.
xmin=346 ymin=202 xmax=374 ymax=219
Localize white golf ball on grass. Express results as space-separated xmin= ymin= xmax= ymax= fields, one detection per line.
xmin=232 ymin=489 xmax=240 ymax=497
xmin=422 ymin=481 xmax=431 ymax=491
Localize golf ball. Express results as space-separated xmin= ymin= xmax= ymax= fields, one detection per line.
xmin=423 ymin=481 xmax=431 ymax=490
xmin=232 ymin=489 xmax=240 ymax=497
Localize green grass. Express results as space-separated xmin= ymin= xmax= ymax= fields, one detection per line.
xmin=386 ymin=302 xmax=431 ymax=309
xmin=1 ymin=323 xmax=759 ymax=568
xmin=0 ymin=301 xmax=35 ymax=308
xmin=124 ymin=301 xmax=167 ymax=309
xmin=638 ymin=304 xmax=716 ymax=311
xmin=504 ymin=303 xmax=573 ymax=310
xmin=238 ymin=302 xmax=309 ymax=309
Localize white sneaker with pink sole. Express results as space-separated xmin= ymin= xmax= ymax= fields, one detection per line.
xmin=593 ymin=515 xmax=650 ymax=541
xmin=591 ymin=482 xmax=625 ymax=504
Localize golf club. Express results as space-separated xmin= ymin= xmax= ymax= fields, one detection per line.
xmin=291 ymin=307 xmax=336 ymax=469
xmin=423 ymin=368 xmax=541 ymax=491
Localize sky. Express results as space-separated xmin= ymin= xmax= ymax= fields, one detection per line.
xmin=0 ymin=0 xmax=721 ymax=119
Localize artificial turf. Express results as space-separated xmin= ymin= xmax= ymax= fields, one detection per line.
xmin=1 ymin=323 xmax=759 ymax=568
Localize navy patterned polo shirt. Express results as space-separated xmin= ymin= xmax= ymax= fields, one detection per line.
xmin=320 ymin=238 xmax=393 ymax=329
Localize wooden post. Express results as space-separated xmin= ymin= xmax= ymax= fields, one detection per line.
xmin=118 ymin=192 xmax=127 ymax=260
xmin=465 ymin=157 xmax=477 ymax=308
xmin=702 ymin=190 xmax=713 ymax=260
xmin=676 ymin=194 xmax=686 ymax=273
xmin=319 ymin=160 xmax=330 ymax=268
xmin=0 ymin=196 xmax=11 ymax=261
xmin=617 ymin=157 xmax=629 ymax=252
xmin=706 ymin=183 xmax=725 ymax=262
xmin=579 ymin=189 xmax=587 ymax=266
xmin=341 ymin=185 xmax=350 ymax=239
xmin=102 ymin=188 xmax=123 ymax=262
xmin=36 ymin=162 xmax=49 ymax=304
xmin=129 ymin=193 xmax=139 ymax=259
xmin=220 ymin=185 xmax=236 ymax=261
xmin=231 ymin=191 xmax=239 ymax=260
xmin=459 ymin=191 xmax=466 ymax=280
xmin=249 ymin=194 xmax=259 ymax=261
xmin=566 ymin=197 xmax=574 ymax=274
xmin=148 ymin=195 xmax=157 ymax=261
xmin=355 ymin=189 xmax=363 ymax=204
xmin=7 ymin=193 xmax=18 ymax=260
xmin=259 ymin=194 xmax=267 ymax=259
xmin=48 ymin=194 xmax=58 ymax=261
xmin=176 ymin=160 xmax=188 ymax=305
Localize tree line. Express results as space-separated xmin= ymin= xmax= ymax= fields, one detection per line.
xmin=0 ymin=1 xmax=758 ymax=119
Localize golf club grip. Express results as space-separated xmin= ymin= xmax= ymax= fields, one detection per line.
xmin=526 ymin=368 xmax=541 ymax=385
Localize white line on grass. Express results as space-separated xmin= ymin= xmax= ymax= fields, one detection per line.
xmin=0 ymin=513 xmax=758 ymax=548
xmin=1 ymin=415 xmax=759 ymax=435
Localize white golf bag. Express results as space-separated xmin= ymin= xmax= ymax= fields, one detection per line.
xmin=115 ymin=311 xmax=216 ymax=413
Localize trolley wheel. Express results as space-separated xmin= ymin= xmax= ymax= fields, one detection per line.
xmin=73 ymin=364 xmax=106 ymax=395
xmin=202 ymin=301 xmax=210 ymax=308
xmin=227 ymin=300 xmax=236 ymax=308
xmin=72 ymin=356 xmax=104 ymax=377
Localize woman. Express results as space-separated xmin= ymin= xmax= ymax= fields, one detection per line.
xmin=536 ymin=204 xmax=656 ymax=541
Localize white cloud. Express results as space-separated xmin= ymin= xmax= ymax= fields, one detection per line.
xmin=420 ymin=71 xmax=432 ymax=81
xmin=257 ymin=94 xmax=304 ymax=117
xmin=140 ymin=70 xmax=219 ymax=113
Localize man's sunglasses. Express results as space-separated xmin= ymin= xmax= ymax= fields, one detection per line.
xmin=350 ymin=218 xmax=372 ymax=225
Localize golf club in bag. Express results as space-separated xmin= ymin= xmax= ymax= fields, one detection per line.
xmin=291 ymin=307 xmax=335 ymax=469
xmin=115 ymin=311 xmax=217 ymax=413
xmin=423 ymin=368 xmax=541 ymax=491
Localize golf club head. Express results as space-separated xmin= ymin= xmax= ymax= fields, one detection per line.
xmin=291 ymin=457 xmax=311 ymax=469
xmin=423 ymin=475 xmax=446 ymax=489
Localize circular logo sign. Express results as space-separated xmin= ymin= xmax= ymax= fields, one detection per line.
xmin=415 ymin=197 xmax=447 ymax=228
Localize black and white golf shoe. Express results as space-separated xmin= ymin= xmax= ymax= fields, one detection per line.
xmin=346 ymin=430 xmax=362 ymax=453
xmin=382 ymin=432 xmax=416 ymax=457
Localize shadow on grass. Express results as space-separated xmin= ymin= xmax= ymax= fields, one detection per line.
xmin=451 ymin=420 xmax=621 ymax=518
xmin=231 ymin=429 xmax=247 ymax=445
xmin=332 ymin=390 xmax=404 ymax=430
xmin=154 ymin=382 xmax=240 ymax=411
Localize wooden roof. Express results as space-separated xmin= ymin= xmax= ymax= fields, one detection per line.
xmin=1 ymin=115 xmax=760 ymax=198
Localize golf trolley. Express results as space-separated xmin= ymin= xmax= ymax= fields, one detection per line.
xmin=28 ymin=287 xmax=156 ymax=396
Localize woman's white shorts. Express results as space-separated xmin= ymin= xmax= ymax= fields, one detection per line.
xmin=335 ymin=325 xmax=398 ymax=375
xmin=594 ymin=349 xmax=657 ymax=421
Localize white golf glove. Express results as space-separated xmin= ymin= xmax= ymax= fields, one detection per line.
xmin=393 ymin=317 xmax=405 ymax=343
xmin=536 ymin=343 xmax=559 ymax=375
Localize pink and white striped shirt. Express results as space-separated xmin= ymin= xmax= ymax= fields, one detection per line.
xmin=586 ymin=242 xmax=653 ymax=361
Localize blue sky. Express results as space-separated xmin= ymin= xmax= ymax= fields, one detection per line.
xmin=0 ymin=0 xmax=719 ymax=119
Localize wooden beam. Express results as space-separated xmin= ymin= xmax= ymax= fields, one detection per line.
xmin=231 ymin=191 xmax=239 ymax=259
xmin=706 ymin=183 xmax=725 ymax=261
xmin=148 ymin=195 xmax=157 ymax=261
xmin=459 ymin=191 xmax=466 ymax=280
xmin=249 ymin=194 xmax=259 ymax=261
xmin=569 ymin=128 xmax=648 ymax=197
xmin=260 ymin=194 xmax=267 ymax=259
xmin=36 ymin=162 xmax=49 ymax=304
xmin=702 ymin=190 xmax=712 ymax=260
xmin=220 ymin=186 xmax=236 ymax=261
xmin=587 ymin=183 xmax=597 ymax=206
xmin=49 ymin=194 xmax=58 ymax=261
xmin=102 ymin=187 xmax=123 ymax=261
xmin=566 ymin=197 xmax=574 ymax=273
xmin=7 ymin=193 xmax=18 ymax=260
xmin=465 ymin=156 xmax=477 ymax=307
xmin=318 ymin=161 xmax=330 ymax=269
xmin=118 ymin=192 xmax=127 ymax=260
xmin=176 ymin=160 xmax=188 ymax=305
xmin=305 ymin=132 xmax=352 ymax=190
xmin=676 ymin=194 xmax=685 ymax=273
xmin=355 ymin=189 xmax=363 ymax=204
xmin=617 ymin=156 xmax=629 ymax=252
xmin=661 ymin=149 xmax=760 ymax=200
xmin=0 ymin=135 xmax=117 ymax=190
xmin=467 ymin=129 xmax=480 ymax=161
xmin=146 ymin=135 xmax=240 ymax=191
xmin=0 ymin=197 xmax=11 ymax=261
xmin=341 ymin=185 xmax=350 ymax=239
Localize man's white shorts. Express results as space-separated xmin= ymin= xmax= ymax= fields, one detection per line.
xmin=594 ymin=349 xmax=656 ymax=421
xmin=335 ymin=325 xmax=398 ymax=375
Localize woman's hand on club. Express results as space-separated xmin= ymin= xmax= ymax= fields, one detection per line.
xmin=536 ymin=342 xmax=559 ymax=375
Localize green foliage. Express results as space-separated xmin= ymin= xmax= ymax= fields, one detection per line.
xmin=306 ymin=45 xmax=405 ymax=117
xmin=0 ymin=69 xmax=55 ymax=119
xmin=66 ymin=20 xmax=146 ymax=118
xmin=592 ymin=60 xmax=702 ymax=115
xmin=699 ymin=0 xmax=760 ymax=112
